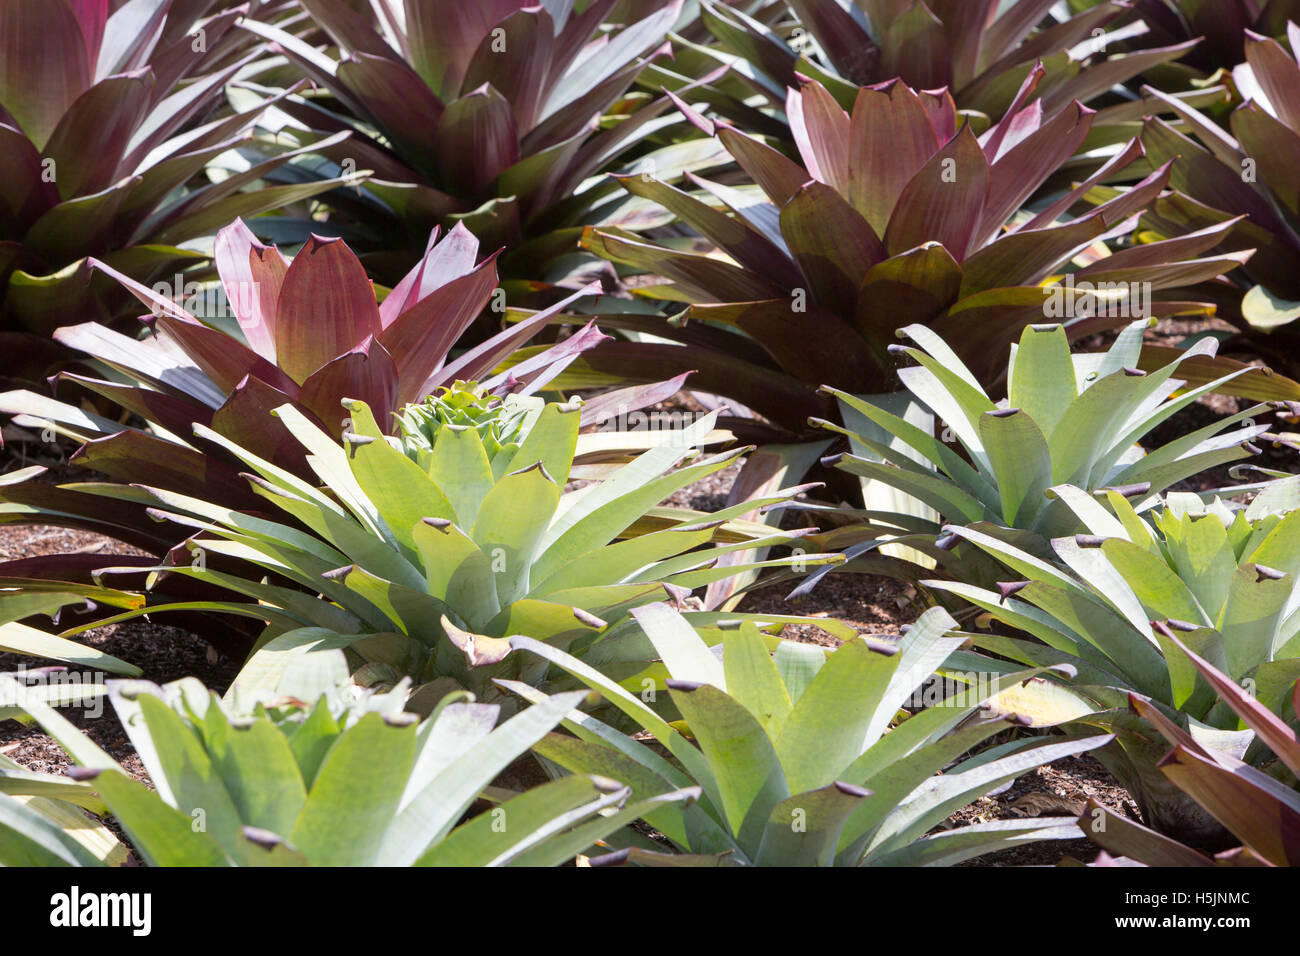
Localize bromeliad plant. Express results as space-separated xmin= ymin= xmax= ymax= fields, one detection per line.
xmin=0 ymin=665 xmax=694 ymax=866
xmin=579 ymin=72 xmax=1259 ymax=442
xmin=928 ymin=479 xmax=1300 ymax=843
xmin=0 ymin=219 xmax=625 ymax=659
xmin=1139 ymin=25 xmax=1300 ymax=373
xmin=75 ymin=217 xmax=601 ymax=448
xmin=1067 ymin=0 xmax=1300 ymax=72
xmin=793 ymin=319 xmax=1274 ymax=589
xmin=500 ymin=602 xmax=1110 ymax=867
xmin=1079 ymin=645 xmax=1300 ymax=865
xmin=692 ymin=0 xmax=1209 ymax=134
xmin=0 ymin=221 xmax=601 ymax=633
xmin=0 ymin=0 xmax=349 ymax=371
xmin=74 ymin=391 xmax=843 ymax=703
xmin=238 ymin=0 xmax=722 ymax=282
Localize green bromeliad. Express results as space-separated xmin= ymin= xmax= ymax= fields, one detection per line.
xmin=0 ymin=663 xmax=695 ymax=866
xmin=501 ymin=602 xmax=1110 ymax=866
xmin=62 ymin=390 xmax=844 ymax=706
xmin=931 ymin=479 xmax=1300 ymax=843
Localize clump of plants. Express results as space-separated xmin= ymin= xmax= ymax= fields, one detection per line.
xmin=502 ymin=602 xmax=1109 ymax=866
xmin=0 ymin=662 xmax=693 ymax=866
xmin=931 ymin=479 xmax=1300 ymax=843
xmin=578 ymin=73 xmax=1254 ymax=440
xmin=789 ymin=317 xmax=1275 ymax=593
xmin=65 ymin=388 xmax=843 ymax=706
xmin=1078 ymin=643 xmax=1300 ymax=866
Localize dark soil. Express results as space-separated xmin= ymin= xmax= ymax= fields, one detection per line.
xmin=954 ymin=753 xmax=1139 ymax=866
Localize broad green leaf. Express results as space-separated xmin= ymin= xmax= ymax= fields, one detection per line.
xmin=506 ymin=788 xmax=702 ymax=867
xmin=0 ymin=620 xmax=139 ymax=675
xmin=630 ymin=602 xmax=726 ymax=689
xmin=668 ymin=682 xmax=791 ymax=853
xmin=1099 ymin=538 xmax=1209 ymax=624
xmin=286 ymin=698 xmax=342 ymax=791
xmin=755 ymin=782 xmax=870 ymax=867
xmin=532 ymin=733 xmax=699 ymax=851
xmin=1 ymin=677 xmax=117 ymax=772
xmin=290 ymin=712 xmax=418 ymax=866
xmin=865 ymin=817 xmax=1081 ymax=867
xmin=429 ymin=425 xmax=496 ymax=530
xmin=91 ymin=770 xmax=230 ymax=867
xmin=1049 ymin=484 xmax=1130 ymax=540
xmin=132 ymin=694 xmax=248 ymax=862
xmin=272 ymin=404 xmax=389 ymax=541
xmin=201 ymin=703 xmax=308 ymax=838
xmin=402 ymin=702 xmax=500 ymax=810
xmin=1007 ymin=325 xmax=1076 ymax=437
xmin=838 ymin=720 xmax=1019 ymax=860
xmin=0 ymin=793 xmax=107 ymax=867
xmin=1216 ymin=566 xmax=1290 ymax=678
xmin=772 ymin=640 xmax=826 ymax=704
xmin=867 ymin=734 xmax=1110 ymax=857
xmin=417 ymin=775 xmax=614 ymax=866
xmin=978 ymin=409 xmax=1052 ymax=526
xmin=833 ymin=455 xmax=988 ymax=522
xmin=471 ymin=460 xmax=561 ymax=606
xmin=504 ymin=401 xmax=581 ymax=487
xmin=829 ymin=386 xmax=996 ymax=503
xmin=531 ymin=524 xmax=718 ymax=594
xmin=722 ymin=624 xmax=793 ymax=738
xmin=343 ymin=399 xmax=456 ymax=550
xmin=378 ymin=690 xmax=589 ymax=865
xmin=775 ymin=638 xmax=898 ymax=794
xmin=338 ymin=563 xmax=449 ymax=638
xmin=1242 ymin=284 xmax=1300 ymax=330
xmin=411 ymin=517 xmax=500 ymax=629
xmin=862 ymin=606 xmax=965 ymax=749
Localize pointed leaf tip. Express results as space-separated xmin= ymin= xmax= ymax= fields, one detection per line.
xmin=241 ymin=826 xmax=285 ymax=849
xmin=666 ymin=679 xmax=704 ymax=692
xmin=573 ymin=608 xmax=607 ymax=630
xmin=996 ymin=581 xmax=1030 ymax=602
xmin=859 ymin=635 xmax=899 ymax=656
xmin=833 ymin=781 xmax=871 ymax=798
xmin=591 ymin=775 xmax=624 ymax=794
xmin=1150 ymin=620 xmax=1175 ymax=639
xmin=588 ymin=848 xmax=631 ymax=867
xmin=1255 ymin=564 xmax=1286 ymax=582
xmin=1105 ymin=482 xmax=1150 ymax=498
